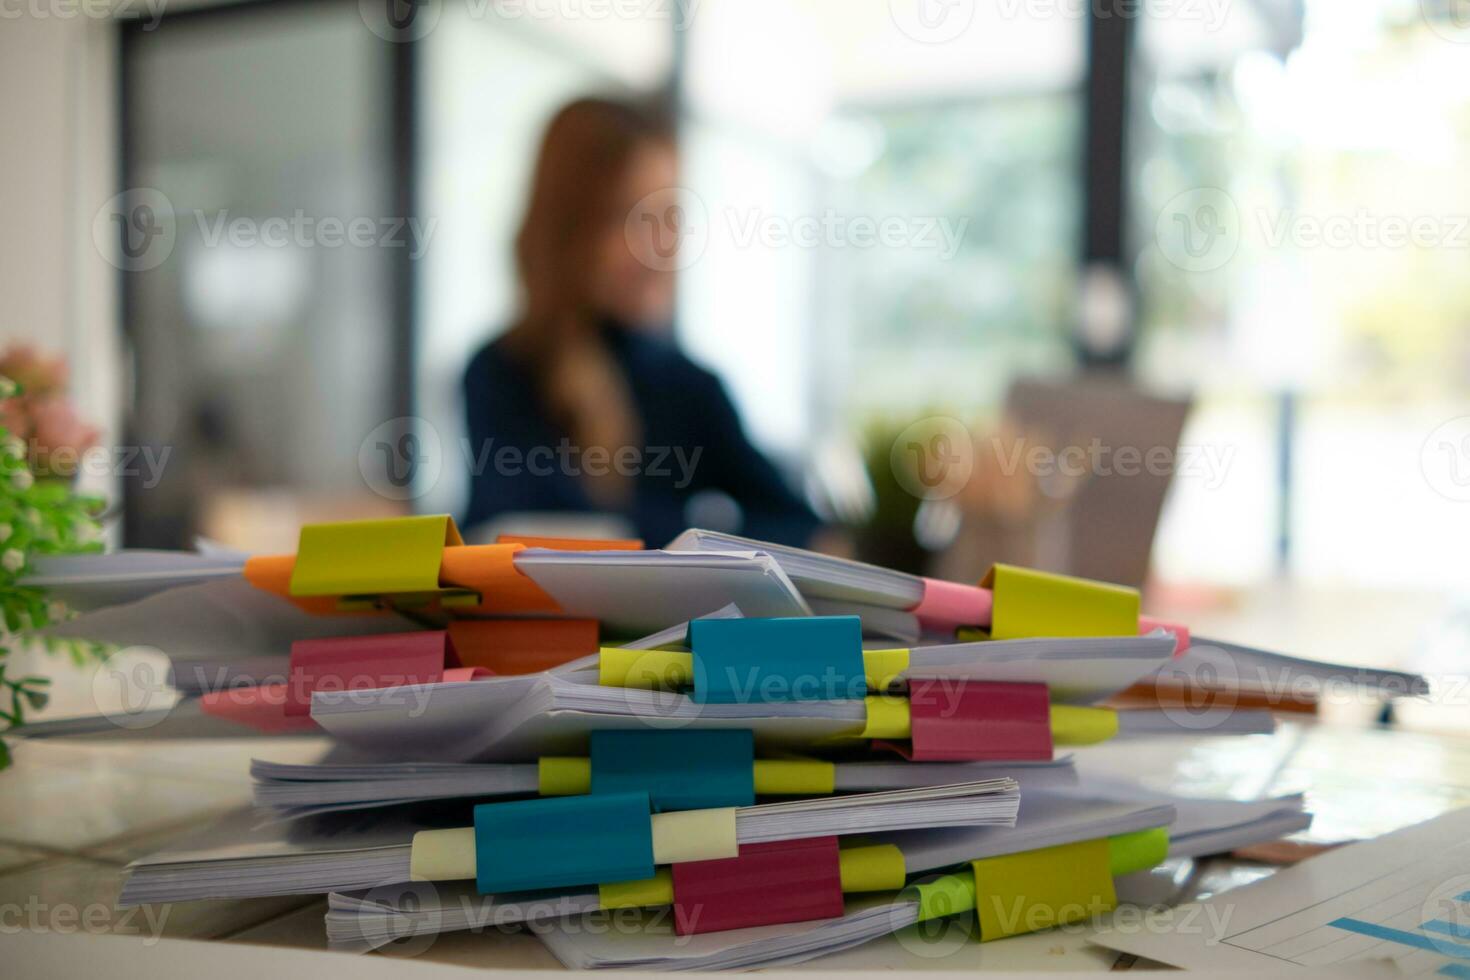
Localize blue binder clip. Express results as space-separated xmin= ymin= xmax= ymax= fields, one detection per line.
xmin=688 ymin=616 xmax=865 ymax=704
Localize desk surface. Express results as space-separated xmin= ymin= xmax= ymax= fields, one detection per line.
xmin=4 ymin=718 xmax=1469 ymax=972
xmin=4 ymin=580 xmax=1467 ymax=970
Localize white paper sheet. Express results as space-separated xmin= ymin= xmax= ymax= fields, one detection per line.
xmin=904 ymin=633 xmax=1176 ymax=704
xmin=25 ymin=550 xmax=247 ymax=610
xmin=514 ymin=550 xmax=810 ymax=633
xmin=1091 ymin=807 xmax=1470 ymax=975
xmin=43 ymin=576 xmax=414 ymax=689
xmin=310 ymin=674 xmax=866 ymax=762
xmin=665 ymin=528 xmax=926 ymax=609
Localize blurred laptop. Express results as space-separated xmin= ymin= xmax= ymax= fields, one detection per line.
xmin=936 ymin=376 xmax=1191 ymax=589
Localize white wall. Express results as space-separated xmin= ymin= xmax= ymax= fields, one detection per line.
xmin=0 ymin=11 xmax=122 ymax=505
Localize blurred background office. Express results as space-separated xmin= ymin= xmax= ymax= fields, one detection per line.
xmin=4 ymin=0 xmax=1470 ymax=725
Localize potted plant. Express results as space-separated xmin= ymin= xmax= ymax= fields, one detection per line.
xmin=0 ymin=345 xmax=107 ymax=769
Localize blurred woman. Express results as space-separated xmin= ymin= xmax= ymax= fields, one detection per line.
xmin=462 ymin=96 xmax=821 ymax=546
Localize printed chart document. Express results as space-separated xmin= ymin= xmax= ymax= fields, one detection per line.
xmin=1092 ymin=806 xmax=1470 ymax=976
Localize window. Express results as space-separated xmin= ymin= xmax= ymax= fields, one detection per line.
xmin=121 ymin=4 xmax=399 ymax=548
xmin=679 ymin=0 xmax=1086 ymax=455
xmin=1136 ymin=0 xmax=1470 ymax=587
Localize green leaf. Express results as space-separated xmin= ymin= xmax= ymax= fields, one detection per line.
xmin=0 ymin=430 xmax=111 ymax=726
xmin=4 ymin=684 xmax=24 ymax=727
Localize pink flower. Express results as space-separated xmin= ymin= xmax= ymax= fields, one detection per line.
xmin=0 ymin=346 xmax=99 ymax=476
xmin=29 ymin=396 xmax=100 ymax=476
xmin=0 ymin=398 xmax=28 ymax=438
xmin=31 ymin=396 xmax=99 ymax=451
xmin=0 ymin=343 xmax=68 ymax=399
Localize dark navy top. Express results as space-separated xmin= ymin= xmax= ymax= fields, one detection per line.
xmin=461 ymin=323 xmax=820 ymax=547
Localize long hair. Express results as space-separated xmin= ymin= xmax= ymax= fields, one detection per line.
xmin=499 ymin=96 xmax=674 ymax=491
xmin=511 ymin=96 xmax=674 ymax=337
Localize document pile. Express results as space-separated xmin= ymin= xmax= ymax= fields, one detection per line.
xmin=22 ymin=515 xmax=1426 ymax=969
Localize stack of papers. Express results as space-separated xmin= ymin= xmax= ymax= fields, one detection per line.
xmin=252 ymin=755 xmax=1076 ymax=820
xmin=123 ymin=779 xmax=1020 ymax=905
xmin=15 ymin=515 xmax=1426 ymax=969
xmin=325 ymin=793 xmax=1171 ymax=953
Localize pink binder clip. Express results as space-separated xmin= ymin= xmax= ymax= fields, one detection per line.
xmin=284 ymin=630 xmax=462 ymax=716
xmin=879 ymin=680 xmax=1053 ymax=761
xmin=671 ymin=836 xmax=844 ymax=936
